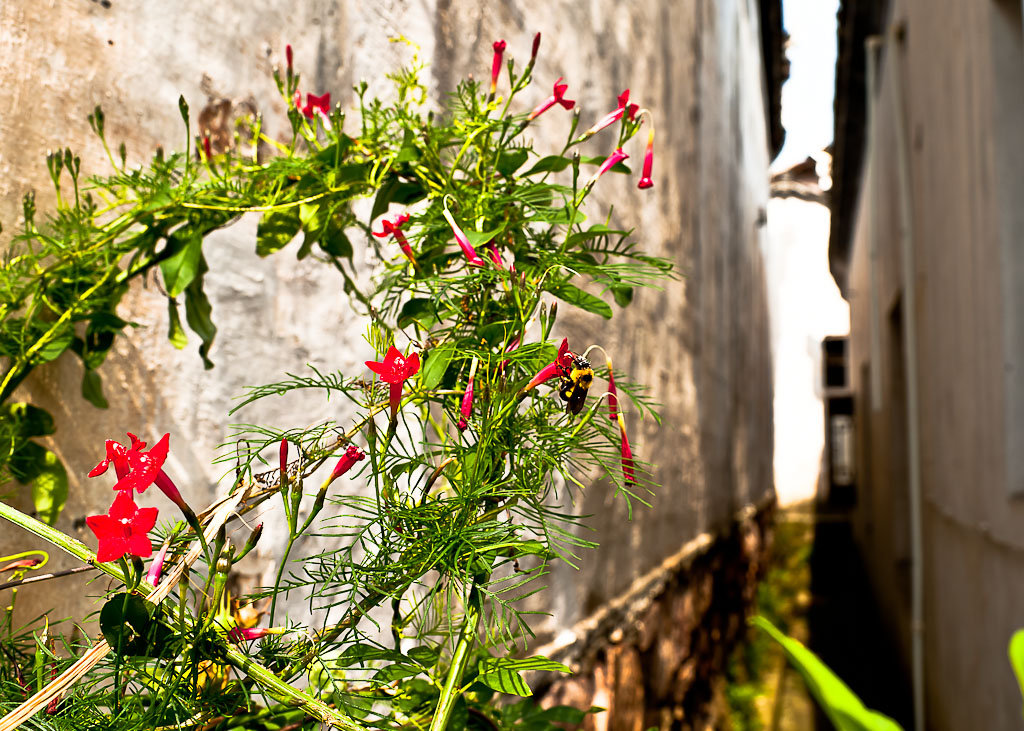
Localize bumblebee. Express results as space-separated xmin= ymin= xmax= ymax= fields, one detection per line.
xmin=557 ymin=352 xmax=594 ymax=415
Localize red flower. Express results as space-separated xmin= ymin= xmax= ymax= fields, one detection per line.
xmin=228 ymin=626 xmax=284 ymax=643
xmin=530 ymin=33 xmax=541 ymax=66
xmin=581 ymin=148 xmax=629 ymax=195
xmin=285 ymin=44 xmax=294 ymax=74
xmin=146 ymin=542 xmax=169 ymax=587
xmin=373 ymin=213 xmax=418 ymax=267
xmin=366 ymin=346 xmax=421 ymax=420
xmin=581 ymin=89 xmax=639 ymax=139
xmin=616 ymin=413 xmax=635 ymax=484
xmin=90 ymin=433 xmax=169 ymax=495
xmin=638 ymin=129 xmax=655 ymax=189
xmin=86 ymin=491 xmax=159 ymax=563
xmin=458 ymin=362 xmax=478 ymax=431
xmin=606 ymin=357 xmax=619 ymax=422
xmin=527 ymin=77 xmax=575 ymax=121
xmin=490 ymin=40 xmax=507 ymax=96
xmin=442 ymin=207 xmax=486 ymax=267
xmin=294 ymin=91 xmax=331 ymax=121
xmin=487 ymin=242 xmax=504 ymax=270
xmin=522 ymin=338 xmax=573 ymax=393
xmin=328 ymin=445 xmax=366 ymax=483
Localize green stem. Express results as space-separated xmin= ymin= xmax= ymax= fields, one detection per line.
xmin=429 ymin=599 xmax=480 ymax=731
xmin=222 ymin=645 xmax=366 ymax=731
xmin=269 ymin=535 xmax=297 ymax=626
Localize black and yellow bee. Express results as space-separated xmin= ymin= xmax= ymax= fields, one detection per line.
xmin=557 ymin=352 xmax=594 ymax=415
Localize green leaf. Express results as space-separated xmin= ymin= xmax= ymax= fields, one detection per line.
xmin=407 ymin=645 xmax=441 ymax=667
xmin=580 ymin=155 xmax=631 ymax=174
xmin=167 ymin=298 xmax=188 ymax=349
xmin=464 ymin=224 xmax=506 ymax=248
xmin=319 ymin=215 xmax=353 ymax=259
xmin=184 ymin=258 xmax=216 ymax=369
xmin=611 ymin=285 xmax=634 ymax=308
xmin=31 ymin=449 xmax=68 ymax=526
xmin=476 ymin=656 xmax=570 ymax=697
xmin=31 ymin=324 xmax=73 ymax=364
xmin=9 ymin=441 xmax=47 ymax=483
xmin=81 ymin=368 xmax=109 ymax=409
xmin=6 ymin=403 xmax=55 ymax=438
xmin=397 ymin=298 xmax=437 ymax=330
xmin=547 ymin=282 xmax=613 ymax=319
xmin=370 ymin=177 xmax=400 ymax=224
xmin=420 ymin=343 xmax=456 ymax=391
xmin=1009 ymin=629 xmax=1024 ymax=717
xmin=753 ymin=617 xmax=904 ymax=731
xmin=100 ymin=593 xmax=170 ymax=658
xmin=524 ymin=155 xmax=571 ymax=176
xmin=160 ymin=226 xmax=204 ymax=297
xmin=497 ymin=149 xmax=529 ymax=176
xmin=256 ymin=208 xmax=302 ymax=256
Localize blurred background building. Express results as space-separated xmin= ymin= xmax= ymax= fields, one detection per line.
xmin=830 ymin=0 xmax=1024 ymax=728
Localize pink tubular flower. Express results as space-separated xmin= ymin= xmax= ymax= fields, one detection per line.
xmin=638 ymin=129 xmax=655 ymax=189
xmin=329 ymin=445 xmax=366 ymax=482
xmin=285 ymin=44 xmax=294 ymax=74
xmin=228 ymin=626 xmax=285 ymax=643
xmin=441 ymin=207 xmax=486 ymax=267
xmin=616 ymin=413 xmax=635 ymax=484
xmin=582 ymin=90 xmax=639 ymax=138
xmin=527 ymin=77 xmax=575 ymax=121
xmin=522 ymin=338 xmax=573 ymax=393
xmin=499 ymin=335 xmax=521 ymax=373
xmin=146 ymin=542 xmax=169 ymax=587
xmin=0 ymin=558 xmax=42 ymax=573
xmin=366 ymin=346 xmax=421 ymax=420
xmin=582 ymin=148 xmax=629 ymax=193
xmin=86 ymin=491 xmax=159 ymax=563
xmin=487 ymin=242 xmax=504 ymax=270
xmin=279 ymin=438 xmax=289 ymax=482
xmin=373 ymin=213 xmax=418 ymax=267
xmin=490 ymin=40 xmax=506 ymax=95
xmin=606 ymin=357 xmax=619 ymax=422
xmin=458 ymin=369 xmax=476 ymax=432
xmin=530 ymin=33 xmax=541 ymax=66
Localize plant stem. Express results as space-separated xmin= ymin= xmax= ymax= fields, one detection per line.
xmin=429 ymin=599 xmax=480 ymax=731
xmin=269 ymin=535 xmax=297 ymax=625
xmin=221 ymin=645 xmax=366 ymax=731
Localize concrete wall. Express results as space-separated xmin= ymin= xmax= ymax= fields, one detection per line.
xmin=0 ymin=1 xmax=774 ymax=716
xmin=840 ymin=1 xmax=1024 ymax=727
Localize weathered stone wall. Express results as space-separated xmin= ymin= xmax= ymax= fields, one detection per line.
xmin=0 ymin=0 xmax=774 ymax=719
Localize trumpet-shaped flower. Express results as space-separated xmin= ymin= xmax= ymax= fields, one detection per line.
xmin=490 ymin=40 xmax=506 ymax=95
xmin=366 ymin=346 xmax=421 ymax=420
xmin=146 ymin=542 xmax=170 ymax=587
xmin=86 ymin=491 xmax=159 ymax=563
xmin=581 ymin=148 xmax=629 ymax=194
xmin=522 ymin=338 xmax=573 ymax=393
xmin=581 ymin=90 xmax=639 ymax=139
xmin=228 ymin=626 xmax=285 ymax=643
xmin=638 ymin=129 xmax=655 ymax=189
xmin=606 ymin=357 xmax=619 ymax=422
xmin=329 ymin=445 xmax=366 ymax=483
xmin=527 ymin=77 xmax=575 ymax=121
xmin=458 ymin=374 xmax=475 ymax=431
xmin=616 ymin=413 xmax=635 ymax=484
xmin=442 ymin=208 xmax=486 ymax=267
xmin=373 ymin=213 xmax=418 ymax=267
